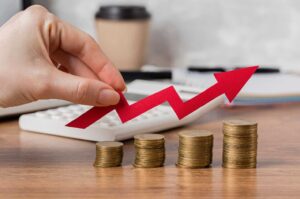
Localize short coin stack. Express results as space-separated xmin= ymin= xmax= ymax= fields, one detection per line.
xmin=222 ymin=120 xmax=258 ymax=169
xmin=94 ymin=141 xmax=123 ymax=168
xmin=177 ymin=130 xmax=213 ymax=168
xmin=133 ymin=134 xmax=165 ymax=168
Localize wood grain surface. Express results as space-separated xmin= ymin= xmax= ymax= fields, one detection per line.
xmin=0 ymin=104 xmax=300 ymax=198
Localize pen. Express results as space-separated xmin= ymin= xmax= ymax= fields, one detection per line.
xmin=188 ymin=66 xmax=226 ymax=72
xmin=234 ymin=67 xmax=280 ymax=74
xmin=188 ymin=66 xmax=280 ymax=74
xmin=121 ymin=71 xmax=172 ymax=82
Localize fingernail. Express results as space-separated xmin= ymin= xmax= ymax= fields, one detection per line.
xmin=98 ymin=89 xmax=120 ymax=105
xmin=122 ymin=86 xmax=127 ymax=93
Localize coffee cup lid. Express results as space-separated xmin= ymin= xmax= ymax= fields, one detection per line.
xmin=95 ymin=5 xmax=151 ymax=20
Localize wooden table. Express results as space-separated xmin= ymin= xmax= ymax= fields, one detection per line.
xmin=0 ymin=104 xmax=300 ymax=198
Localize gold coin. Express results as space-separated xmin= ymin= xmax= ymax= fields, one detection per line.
xmin=96 ymin=141 xmax=123 ymax=148
xmin=179 ymin=130 xmax=213 ymax=140
xmin=94 ymin=141 xmax=123 ymax=168
xmin=223 ymin=119 xmax=257 ymax=127
xmin=222 ymin=119 xmax=258 ymax=169
xmin=134 ymin=134 xmax=164 ymax=141
xmin=177 ymin=129 xmax=214 ymax=168
xmin=133 ymin=134 xmax=165 ymax=168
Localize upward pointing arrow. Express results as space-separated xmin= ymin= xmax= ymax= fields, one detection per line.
xmin=214 ymin=66 xmax=258 ymax=102
xmin=66 ymin=66 xmax=258 ymax=129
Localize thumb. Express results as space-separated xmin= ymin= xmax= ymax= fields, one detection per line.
xmin=44 ymin=70 xmax=120 ymax=106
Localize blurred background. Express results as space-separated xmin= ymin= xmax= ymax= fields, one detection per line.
xmin=1 ymin=0 xmax=300 ymax=71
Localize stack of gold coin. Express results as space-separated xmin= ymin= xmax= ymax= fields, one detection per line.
xmin=222 ymin=120 xmax=258 ymax=169
xmin=177 ymin=130 xmax=213 ymax=168
xmin=94 ymin=141 xmax=123 ymax=168
xmin=133 ymin=134 xmax=165 ymax=168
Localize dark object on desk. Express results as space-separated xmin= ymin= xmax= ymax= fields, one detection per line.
xmin=121 ymin=71 xmax=172 ymax=82
xmin=22 ymin=0 xmax=32 ymax=9
xmin=188 ymin=66 xmax=226 ymax=72
xmin=188 ymin=66 xmax=280 ymax=74
xmin=235 ymin=67 xmax=280 ymax=74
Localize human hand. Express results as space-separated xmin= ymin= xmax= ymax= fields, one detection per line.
xmin=0 ymin=5 xmax=126 ymax=108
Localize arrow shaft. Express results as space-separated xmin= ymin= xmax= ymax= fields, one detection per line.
xmin=173 ymin=83 xmax=223 ymax=119
xmin=66 ymin=66 xmax=258 ymax=129
xmin=67 ymin=83 xmax=223 ymax=128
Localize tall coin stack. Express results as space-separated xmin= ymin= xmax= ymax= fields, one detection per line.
xmin=133 ymin=134 xmax=165 ymax=168
xmin=94 ymin=141 xmax=123 ymax=168
xmin=223 ymin=120 xmax=258 ymax=169
xmin=177 ymin=130 xmax=213 ymax=168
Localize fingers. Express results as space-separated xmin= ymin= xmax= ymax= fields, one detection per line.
xmin=42 ymin=70 xmax=120 ymax=106
xmin=52 ymin=49 xmax=99 ymax=80
xmin=54 ymin=18 xmax=126 ymax=91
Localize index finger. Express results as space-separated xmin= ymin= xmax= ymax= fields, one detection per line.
xmin=52 ymin=17 xmax=126 ymax=91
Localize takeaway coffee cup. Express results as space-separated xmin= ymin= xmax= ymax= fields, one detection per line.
xmin=95 ymin=5 xmax=151 ymax=70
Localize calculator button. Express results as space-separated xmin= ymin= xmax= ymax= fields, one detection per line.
xmin=66 ymin=105 xmax=75 ymax=109
xmin=46 ymin=110 xmax=59 ymax=115
xmin=68 ymin=105 xmax=82 ymax=111
xmin=79 ymin=105 xmax=90 ymax=110
xmin=74 ymin=110 xmax=84 ymax=114
xmin=156 ymin=108 xmax=165 ymax=113
xmin=98 ymin=123 xmax=110 ymax=128
xmin=108 ymin=123 xmax=116 ymax=127
xmin=161 ymin=110 xmax=170 ymax=114
xmin=35 ymin=112 xmax=50 ymax=118
xmin=136 ymin=115 xmax=147 ymax=120
xmin=132 ymin=118 xmax=139 ymax=122
xmin=63 ymin=112 xmax=76 ymax=117
xmin=151 ymin=112 xmax=159 ymax=116
xmin=72 ymin=113 xmax=81 ymax=117
xmin=106 ymin=115 xmax=117 ymax=120
xmin=65 ymin=115 xmax=78 ymax=120
xmin=114 ymin=120 xmax=122 ymax=125
xmin=147 ymin=110 xmax=154 ymax=114
xmin=143 ymin=113 xmax=152 ymax=117
xmin=51 ymin=115 xmax=65 ymax=120
xmin=57 ymin=107 xmax=70 ymax=113
xmin=99 ymin=118 xmax=110 ymax=123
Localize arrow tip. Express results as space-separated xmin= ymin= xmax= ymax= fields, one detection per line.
xmin=214 ymin=66 xmax=258 ymax=102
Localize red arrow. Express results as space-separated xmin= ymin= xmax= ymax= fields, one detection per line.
xmin=66 ymin=66 xmax=258 ymax=129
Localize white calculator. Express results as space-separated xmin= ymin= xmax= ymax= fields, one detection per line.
xmin=19 ymin=80 xmax=223 ymax=141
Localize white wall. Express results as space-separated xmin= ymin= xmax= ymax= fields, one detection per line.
xmin=2 ymin=0 xmax=300 ymax=71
